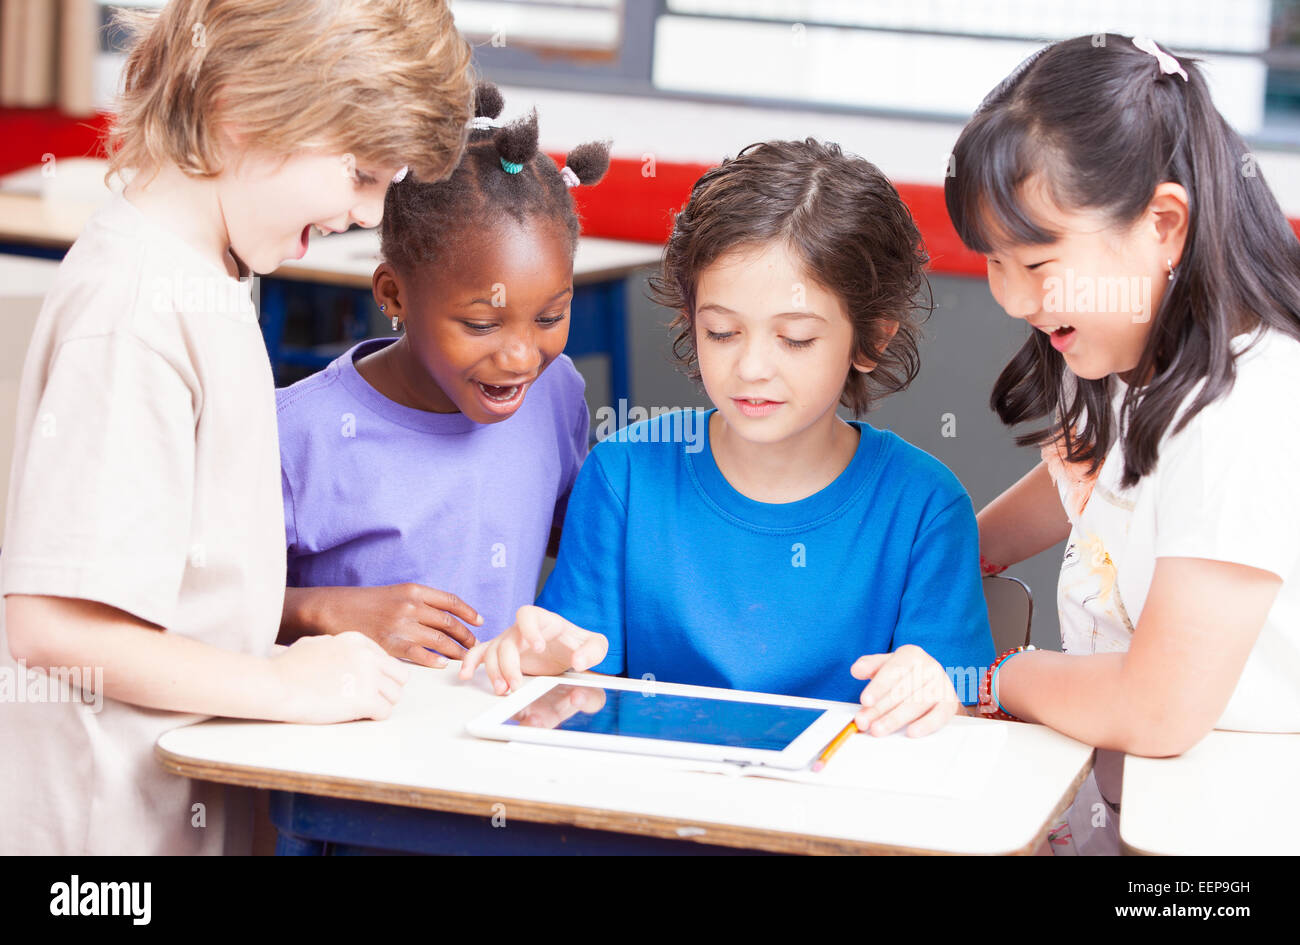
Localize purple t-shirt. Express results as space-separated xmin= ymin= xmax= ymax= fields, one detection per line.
xmin=276 ymin=338 xmax=589 ymax=640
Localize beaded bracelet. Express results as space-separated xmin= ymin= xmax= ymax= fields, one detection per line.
xmin=980 ymin=554 xmax=1007 ymax=577
xmin=979 ymin=645 xmax=1036 ymax=721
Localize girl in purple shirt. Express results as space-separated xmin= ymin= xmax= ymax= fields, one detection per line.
xmin=276 ymin=83 xmax=608 ymax=663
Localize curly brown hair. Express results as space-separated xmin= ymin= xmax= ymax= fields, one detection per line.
xmin=649 ymin=139 xmax=930 ymax=415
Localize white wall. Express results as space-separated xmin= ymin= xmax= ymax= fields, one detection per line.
xmin=512 ymin=84 xmax=1300 ymax=216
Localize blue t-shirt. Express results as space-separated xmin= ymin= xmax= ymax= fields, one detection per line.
xmin=277 ymin=339 xmax=589 ymax=640
xmin=537 ymin=410 xmax=994 ymax=703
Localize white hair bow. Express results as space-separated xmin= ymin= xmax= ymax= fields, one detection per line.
xmin=1133 ymin=36 xmax=1188 ymax=82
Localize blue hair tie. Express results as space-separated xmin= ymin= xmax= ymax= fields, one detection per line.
xmin=500 ymin=158 xmax=523 ymax=174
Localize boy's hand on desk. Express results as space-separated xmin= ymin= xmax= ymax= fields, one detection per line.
xmin=294 ymin=584 xmax=481 ymax=667
xmin=850 ymin=645 xmax=961 ymax=738
xmin=272 ymin=632 xmax=409 ymax=723
xmin=459 ymin=605 xmax=608 ymax=695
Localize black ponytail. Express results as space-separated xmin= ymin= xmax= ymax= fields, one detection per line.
xmin=474 ymin=81 xmax=504 ymax=122
xmin=494 ymin=108 xmax=539 ymax=168
xmin=382 ymin=80 xmax=611 ymax=274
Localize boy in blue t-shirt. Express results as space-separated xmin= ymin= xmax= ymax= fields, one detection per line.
xmin=461 ymin=139 xmax=995 ymax=738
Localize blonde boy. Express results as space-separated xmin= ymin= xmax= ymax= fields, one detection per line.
xmin=0 ymin=0 xmax=473 ymax=855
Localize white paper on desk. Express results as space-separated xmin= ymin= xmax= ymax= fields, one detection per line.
xmin=741 ymin=724 xmax=1009 ymax=799
xmin=500 ymin=739 xmax=734 ymax=777
xmin=498 ymin=723 xmax=1007 ymax=800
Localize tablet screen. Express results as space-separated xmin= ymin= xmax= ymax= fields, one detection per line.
xmin=504 ymin=685 xmax=827 ymax=752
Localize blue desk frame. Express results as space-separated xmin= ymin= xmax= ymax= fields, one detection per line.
xmin=0 ymin=241 xmax=65 ymax=261
xmin=269 ymin=790 xmax=774 ymax=856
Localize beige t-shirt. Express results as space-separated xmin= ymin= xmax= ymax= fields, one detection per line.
xmin=0 ymin=190 xmax=286 ymax=854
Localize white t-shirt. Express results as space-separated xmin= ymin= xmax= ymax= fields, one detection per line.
xmin=0 ymin=191 xmax=286 ymax=854
xmin=1051 ymin=328 xmax=1300 ymax=732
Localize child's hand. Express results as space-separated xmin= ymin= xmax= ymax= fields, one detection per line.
xmin=300 ymin=584 xmax=482 ymax=667
xmin=850 ymin=644 xmax=960 ymax=738
xmin=459 ymin=605 xmax=608 ymax=695
xmin=271 ymin=631 xmax=410 ymax=724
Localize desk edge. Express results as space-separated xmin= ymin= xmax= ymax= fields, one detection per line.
xmin=155 ymin=738 xmax=1093 ymax=857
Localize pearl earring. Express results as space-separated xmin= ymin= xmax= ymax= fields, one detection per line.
xmin=1167 ymin=258 xmax=1175 ymax=282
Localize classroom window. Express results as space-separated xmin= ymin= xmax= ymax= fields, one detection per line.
xmin=93 ymin=0 xmax=1300 ymax=147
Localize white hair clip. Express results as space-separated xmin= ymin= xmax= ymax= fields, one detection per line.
xmin=391 ymin=165 xmax=408 ymax=183
xmin=469 ymin=116 xmax=499 ymax=131
xmin=559 ymin=166 xmax=580 ymax=188
xmin=1133 ymin=36 xmax=1188 ymax=82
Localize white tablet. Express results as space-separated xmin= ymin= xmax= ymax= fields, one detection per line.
xmin=465 ymin=676 xmax=855 ymax=770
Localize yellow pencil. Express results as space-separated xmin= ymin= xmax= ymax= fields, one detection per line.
xmin=811 ymin=721 xmax=859 ymax=772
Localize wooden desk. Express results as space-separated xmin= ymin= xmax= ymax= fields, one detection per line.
xmin=157 ymin=662 xmax=1094 ymax=856
xmin=0 ymin=180 xmax=662 ymax=401
xmin=0 ymin=192 xmax=99 ymax=255
xmin=0 ymin=254 xmax=62 ymax=545
xmin=275 ymin=227 xmax=662 ymax=290
xmin=1121 ymin=730 xmax=1300 ymax=855
xmin=0 ymin=190 xmax=661 ymax=280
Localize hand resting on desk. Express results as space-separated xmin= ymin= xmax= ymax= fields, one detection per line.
xmin=6 ymin=594 xmax=408 ymax=724
xmin=852 ymin=644 xmax=963 ymax=738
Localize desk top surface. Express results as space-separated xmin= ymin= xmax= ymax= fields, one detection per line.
xmin=0 ymin=193 xmax=99 ymax=248
xmin=0 ymin=253 xmax=62 ymax=295
xmin=1122 ymin=729 xmax=1300 ymax=855
xmin=274 ymin=227 xmax=663 ymax=288
xmin=0 ymin=170 xmax=663 ymax=286
xmin=157 ymin=662 xmax=1093 ymax=855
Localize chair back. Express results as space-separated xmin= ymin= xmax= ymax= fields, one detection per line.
xmin=983 ymin=574 xmax=1033 ymax=652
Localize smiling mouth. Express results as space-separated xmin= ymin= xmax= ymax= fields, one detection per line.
xmin=476 ymin=381 xmax=525 ymax=403
xmin=479 ymin=383 xmax=519 ymax=402
xmin=732 ymin=397 xmax=784 ymax=417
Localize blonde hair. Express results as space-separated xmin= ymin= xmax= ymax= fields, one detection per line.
xmin=106 ymin=0 xmax=474 ymax=185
